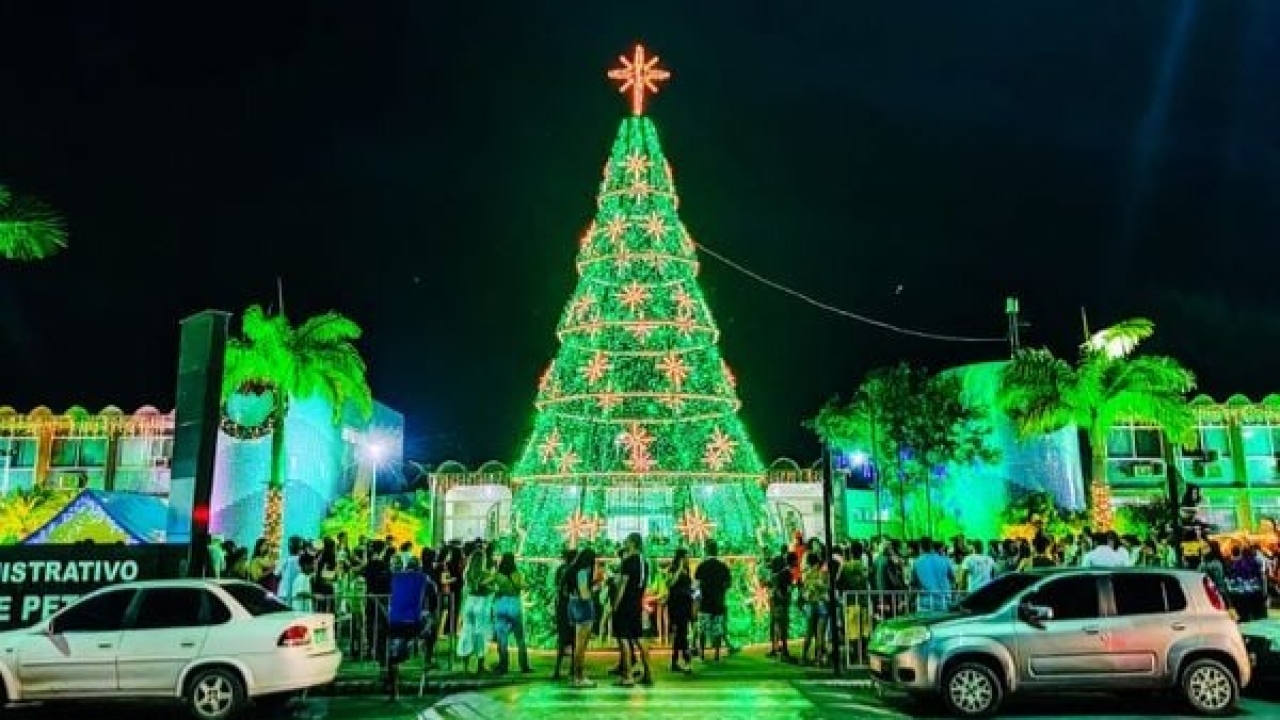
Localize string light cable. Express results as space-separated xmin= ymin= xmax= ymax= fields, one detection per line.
xmin=694 ymin=240 xmax=1008 ymax=344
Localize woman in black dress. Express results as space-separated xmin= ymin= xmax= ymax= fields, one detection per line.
xmin=666 ymin=548 xmax=694 ymax=673
xmin=551 ymin=548 xmax=578 ymax=680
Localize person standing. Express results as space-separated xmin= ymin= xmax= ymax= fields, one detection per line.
xmin=1082 ymin=531 xmax=1131 ymax=568
xmin=361 ymin=539 xmax=392 ymax=666
xmin=666 ymin=548 xmax=694 ymax=673
xmin=769 ymin=551 xmax=797 ymax=662
xmin=567 ymin=547 xmax=599 ymax=689
xmin=492 ymin=552 xmax=533 ymax=675
xmin=958 ymin=540 xmax=996 ymax=592
xmin=459 ymin=547 xmax=495 ymax=674
xmin=694 ymin=539 xmax=732 ymax=662
xmin=911 ymin=539 xmax=955 ymax=612
xmin=551 ymin=548 xmax=578 ymax=680
xmin=612 ymin=532 xmax=653 ymax=686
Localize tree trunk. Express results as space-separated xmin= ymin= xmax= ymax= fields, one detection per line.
xmin=264 ymin=402 xmax=288 ymax=547
xmin=896 ymin=456 xmax=909 ymax=539
xmin=1088 ymin=426 xmax=1112 ymax=530
xmin=924 ymin=474 xmax=934 ymax=539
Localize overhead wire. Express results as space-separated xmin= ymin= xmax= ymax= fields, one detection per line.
xmin=693 ymin=241 xmax=1008 ymax=344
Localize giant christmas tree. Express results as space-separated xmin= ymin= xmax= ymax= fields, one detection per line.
xmin=512 ymin=45 xmax=767 ymax=558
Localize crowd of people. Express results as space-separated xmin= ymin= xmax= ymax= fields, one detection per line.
xmin=196 ymin=491 xmax=1279 ymax=693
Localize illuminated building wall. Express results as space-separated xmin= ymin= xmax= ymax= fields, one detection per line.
xmin=941 ymin=361 xmax=1087 ymax=538
xmin=1105 ymin=393 xmax=1280 ymax=533
xmin=0 ymin=400 xmax=402 ymax=546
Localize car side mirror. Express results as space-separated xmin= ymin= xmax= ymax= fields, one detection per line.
xmin=1019 ymin=601 xmax=1053 ymax=626
xmin=1027 ymin=605 xmax=1053 ymax=622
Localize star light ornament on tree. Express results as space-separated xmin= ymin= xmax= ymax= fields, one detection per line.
xmin=511 ymin=44 xmax=767 ymax=558
xmin=558 ymin=510 xmax=605 ymax=548
xmin=675 ymin=507 xmax=718 ymax=545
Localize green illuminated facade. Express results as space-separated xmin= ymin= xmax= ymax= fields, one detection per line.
xmin=511 ymin=114 xmax=767 ymax=558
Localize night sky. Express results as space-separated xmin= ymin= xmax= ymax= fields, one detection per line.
xmin=1 ymin=2 xmax=1278 ymax=466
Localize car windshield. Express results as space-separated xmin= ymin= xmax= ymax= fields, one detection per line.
xmin=222 ymin=582 xmax=291 ymax=616
xmin=957 ymin=573 xmax=1042 ymax=614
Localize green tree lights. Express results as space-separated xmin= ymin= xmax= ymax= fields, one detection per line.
xmin=222 ymin=305 xmax=373 ymax=546
xmin=0 ymin=183 xmax=66 ymax=261
xmin=511 ymin=54 xmax=766 ymax=558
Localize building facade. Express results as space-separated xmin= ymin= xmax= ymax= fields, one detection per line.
xmin=1106 ymin=394 xmax=1280 ymax=533
xmin=0 ymin=400 xmax=403 ymax=546
xmin=0 ymin=406 xmax=174 ymax=497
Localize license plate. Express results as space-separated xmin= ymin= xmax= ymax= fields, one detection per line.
xmin=314 ymin=628 xmax=328 ymax=644
xmin=869 ymin=655 xmax=884 ymax=673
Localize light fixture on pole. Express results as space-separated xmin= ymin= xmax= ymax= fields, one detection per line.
xmin=361 ymin=439 xmax=387 ymax=537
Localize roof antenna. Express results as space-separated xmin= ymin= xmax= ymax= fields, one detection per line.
xmin=276 ymin=277 xmax=286 ymax=318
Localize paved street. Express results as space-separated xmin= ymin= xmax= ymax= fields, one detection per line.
xmin=435 ymin=678 xmax=1280 ymax=720
xmin=0 ymin=696 xmax=433 ymax=720
xmin=0 ymin=680 xmax=1276 ymax=720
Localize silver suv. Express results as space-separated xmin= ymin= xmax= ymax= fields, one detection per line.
xmin=868 ymin=568 xmax=1249 ymax=717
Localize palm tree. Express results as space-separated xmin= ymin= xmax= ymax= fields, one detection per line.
xmin=997 ymin=318 xmax=1196 ymax=522
xmin=0 ymin=183 xmax=67 ymax=261
xmin=222 ymin=305 xmax=373 ymax=545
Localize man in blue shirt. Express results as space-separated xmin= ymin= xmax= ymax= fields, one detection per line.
xmin=911 ymin=539 xmax=955 ymax=612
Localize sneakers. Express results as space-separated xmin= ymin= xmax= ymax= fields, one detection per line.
xmin=571 ymin=678 xmax=597 ymax=688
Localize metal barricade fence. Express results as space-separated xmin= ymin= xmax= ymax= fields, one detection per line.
xmin=838 ymin=589 xmax=968 ymax=669
xmin=316 ymin=592 xmax=456 ymax=670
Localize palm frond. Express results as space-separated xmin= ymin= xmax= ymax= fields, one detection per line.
xmin=224 ymin=305 xmax=373 ymax=422
xmin=295 ymin=312 xmax=363 ymax=345
xmin=1083 ymin=317 xmax=1154 ymax=359
xmin=0 ymin=191 xmax=67 ymax=261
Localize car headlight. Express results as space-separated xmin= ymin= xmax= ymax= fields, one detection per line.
xmin=895 ymin=626 xmax=932 ymax=647
xmin=875 ymin=625 xmax=931 ymax=647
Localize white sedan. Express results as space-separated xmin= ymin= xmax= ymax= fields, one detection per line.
xmin=0 ymin=579 xmax=340 ymax=720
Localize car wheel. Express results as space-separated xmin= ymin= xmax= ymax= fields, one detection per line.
xmin=941 ymin=661 xmax=1003 ymax=717
xmin=186 ymin=667 xmax=245 ymax=720
xmin=1181 ymin=658 xmax=1238 ymax=716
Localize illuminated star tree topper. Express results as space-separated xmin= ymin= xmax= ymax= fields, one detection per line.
xmin=607 ymin=44 xmax=671 ymax=116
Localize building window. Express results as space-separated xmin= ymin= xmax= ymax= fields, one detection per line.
xmin=1196 ymin=424 xmax=1232 ymax=458
xmin=1106 ymin=424 xmax=1165 ymax=482
xmin=50 ymin=437 xmax=109 ymax=468
xmin=78 ymin=439 xmax=107 ymax=467
xmin=1241 ymin=424 xmax=1280 ymax=483
xmin=50 ymin=438 xmax=79 ymax=467
xmin=0 ymin=438 xmax=37 ymax=468
xmin=116 ymin=437 xmax=171 ymax=468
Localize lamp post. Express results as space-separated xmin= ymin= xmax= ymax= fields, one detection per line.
xmin=362 ymin=440 xmax=386 ymax=537
xmin=820 ymin=443 xmax=843 ymax=677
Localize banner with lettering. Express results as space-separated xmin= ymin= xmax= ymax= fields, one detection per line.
xmin=0 ymin=545 xmax=187 ymax=629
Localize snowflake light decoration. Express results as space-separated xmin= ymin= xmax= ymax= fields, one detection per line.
xmin=703 ymin=426 xmax=738 ymax=471
xmin=675 ymin=506 xmax=718 ymax=544
xmin=558 ymin=510 xmax=605 ymax=547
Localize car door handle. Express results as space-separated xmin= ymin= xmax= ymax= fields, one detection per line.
xmin=97 ymin=643 xmax=113 ymax=649
xmin=1082 ymin=625 xmax=1101 ymax=634
xmin=179 ymin=641 xmax=197 ymax=648
xmin=1171 ymin=622 xmax=1187 ymax=631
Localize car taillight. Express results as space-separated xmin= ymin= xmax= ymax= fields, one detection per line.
xmin=1202 ymin=576 xmax=1227 ymax=611
xmin=278 ymin=625 xmax=311 ymax=647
